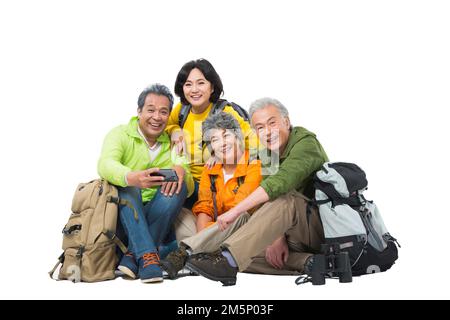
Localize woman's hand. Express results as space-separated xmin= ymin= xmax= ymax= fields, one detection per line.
xmin=217 ymin=208 xmax=241 ymax=231
xmin=171 ymin=130 xmax=186 ymax=155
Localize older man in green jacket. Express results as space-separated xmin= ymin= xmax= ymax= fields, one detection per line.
xmin=163 ymin=97 xmax=328 ymax=285
xmin=98 ymin=83 xmax=193 ymax=284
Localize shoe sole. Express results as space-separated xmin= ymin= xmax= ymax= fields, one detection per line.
xmin=141 ymin=277 xmax=164 ymax=284
xmin=117 ymin=266 xmax=137 ymax=279
xmin=185 ymin=262 xmax=236 ymax=286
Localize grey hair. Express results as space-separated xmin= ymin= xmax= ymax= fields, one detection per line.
xmin=248 ymin=97 xmax=289 ymax=121
xmin=137 ymin=83 xmax=174 ymax=111
xmin=202 ymin=112 xmax=244 ymax=149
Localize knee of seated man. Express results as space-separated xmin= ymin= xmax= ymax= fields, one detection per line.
xmin=119 ymin=186 xmax=142 ymax=202
xmin=168 ymin=181 xmax=188 ymax=200
xmin=159 ymin=183 xmax=188 ymax=208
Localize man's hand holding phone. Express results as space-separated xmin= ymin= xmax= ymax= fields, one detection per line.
xmin=161 ymin=165 xmax=185 ymax=197
xmin=126 ymin=168 xmax=165 ymax=189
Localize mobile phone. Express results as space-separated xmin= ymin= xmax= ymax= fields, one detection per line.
xmin=150 ymin=169 xmax=179 ymax=182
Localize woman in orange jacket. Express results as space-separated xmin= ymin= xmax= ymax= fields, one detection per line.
xmin=161 ymin=111 xmax=261 ymax=277
xmin=192 ymin=112 xmax=262 ymax=232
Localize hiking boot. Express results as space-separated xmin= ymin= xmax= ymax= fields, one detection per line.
xmin=158 ymin=239 xmax=179 ymax=260
xmin=160 ymin=245 xmax=189 ymax=279
xmin=117 ymin=251 xmax=138 ymax=279
xmin=139 ymin=252 xmax=163 ymax=283
xmin=186 ymin=251 xmax=237 ymax=286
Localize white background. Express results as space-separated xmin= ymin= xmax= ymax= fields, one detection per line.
xmin=0 ymin=0 xmax=449 ymax=300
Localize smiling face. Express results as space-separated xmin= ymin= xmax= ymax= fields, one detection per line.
xmin=137 ymin=93 xmax=171 ymax=141
xmin=209 ymin=128 xmax=241 ymax=164
xmin=183 ymin=68 xmax=214 ymax=111
xmin=251 ymin=105 xmax=291 ymax=153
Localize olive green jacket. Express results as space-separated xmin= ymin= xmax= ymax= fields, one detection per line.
xmin=260 ymin=127 xmax=328 ymax=200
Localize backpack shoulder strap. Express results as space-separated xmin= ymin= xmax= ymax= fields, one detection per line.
xmin=209 ymin=174 xmax=219 ymax=222
xmin=212 ymin=99 xmax=250 ymax=121
xmin=210 ymin=99 xmax=229 ymax=116
xmin=237 ymin=175 xmax=245 ymax=187
xmin=210 ymin=174 xmax=218 ymax=193
xmin=178 ymin=104 xmax=192 ymax=128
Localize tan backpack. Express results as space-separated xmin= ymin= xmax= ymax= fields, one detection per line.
xmin=49 ymin=179 xmax=136 ymax=282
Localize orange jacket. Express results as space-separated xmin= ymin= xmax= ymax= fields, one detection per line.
xmin=192 ymin=151 xmax=262 ymax=221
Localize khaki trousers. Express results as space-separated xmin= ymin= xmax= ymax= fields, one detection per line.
xmin=223 ymin=191 xmax=324 ymax=274
xmin=174 ymin=208 xmax=197 ymax=243
xmin=174 ymin=208 xmax=251 ymax=254
xmin=174 ymin=191 xmax=324 ymax=275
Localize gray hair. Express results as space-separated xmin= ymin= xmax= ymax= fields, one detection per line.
xmin=202 ymin=112 xmax=244 ymax=149
xmin=248 ymin=97 xmax=289 ymax=121
xmin=137 ymin=83 xmax=174 ymax=111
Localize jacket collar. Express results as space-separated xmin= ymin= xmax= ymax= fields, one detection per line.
xmin=208 ymin=150 xmax=249 ymax=178
xmin=280 ymin=126 xmax=315 ymax=159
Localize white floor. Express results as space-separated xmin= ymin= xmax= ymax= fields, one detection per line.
xmin=3 ymin=253 xmax=447 ymax=300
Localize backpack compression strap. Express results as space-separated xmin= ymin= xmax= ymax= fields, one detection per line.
xmin=102 ymin=229 xmax=127 ymax=253
xmin=48 ymin=252 xmax=65 ymax=280
xmin=107 ymin=196 xmax=139 ymax=221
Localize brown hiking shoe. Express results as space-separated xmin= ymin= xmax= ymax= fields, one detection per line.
xmin=160 ymin=246 xmax=189 ymax=279
xmin=186 ymin=251 xmax=237 ymax=286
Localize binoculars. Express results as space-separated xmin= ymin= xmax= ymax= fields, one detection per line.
xmin=308 ymin=243 xmax=353 ymax=285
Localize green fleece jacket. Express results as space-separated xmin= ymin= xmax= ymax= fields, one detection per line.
xmin=97 ymin=117 xmax=194 ymax=202
xmin=259 ymin=126 xmax=328 ymax=200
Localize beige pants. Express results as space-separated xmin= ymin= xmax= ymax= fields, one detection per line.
xmin=174 ymin=208 xmax=252 ymax=254
xmin=174 ymin=208 xmax=197 ymax=243
xmin=223 ymin=191 xmax=324 ymax=274
xmin=174 ymin=191 xmax=324 ymax=275
xmin=181 ymin=213 xmax=251 ymax=254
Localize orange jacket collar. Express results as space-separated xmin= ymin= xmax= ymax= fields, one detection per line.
xmin=208 ymin=150 xmax=249 ymax=178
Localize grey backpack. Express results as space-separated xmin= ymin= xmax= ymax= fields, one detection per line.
xmin=309 ymin=162 xmax=400 ymax=276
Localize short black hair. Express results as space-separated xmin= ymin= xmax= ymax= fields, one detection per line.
xmin=137 ymin=83 xmax=174 ymax=111
xmin=174 ymin=59 xmax=224 ymax=105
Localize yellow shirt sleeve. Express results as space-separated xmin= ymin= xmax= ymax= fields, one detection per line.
xmin=166 ymin=102 xmax=183 ymax=136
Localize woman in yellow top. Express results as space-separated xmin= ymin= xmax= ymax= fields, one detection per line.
xmin=166 ymin=59 xmax=256 ymax=208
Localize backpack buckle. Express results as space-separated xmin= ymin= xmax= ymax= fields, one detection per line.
xmin=107 ymin=196 xmax=120 ymax=204
xmin=76 ymin=246 xmax=85 ymax=258
xmin=103 ymin=230 xmax=116 ymax=240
